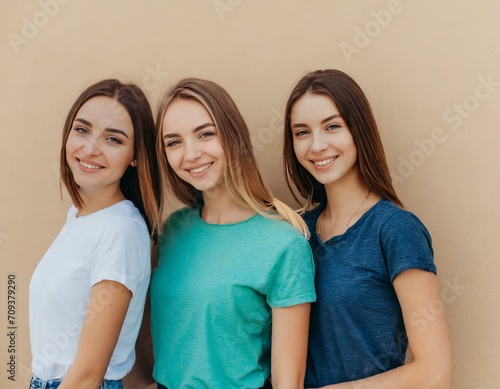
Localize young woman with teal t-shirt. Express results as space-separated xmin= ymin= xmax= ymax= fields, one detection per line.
xmin=150 ymin=78 xmax=316 ymax=389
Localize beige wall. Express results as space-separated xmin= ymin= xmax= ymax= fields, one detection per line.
xmin=1 ymin=1 xmax=499 ymax=387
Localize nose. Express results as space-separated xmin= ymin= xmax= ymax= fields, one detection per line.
xmin=82 ymin=136 xmax=101 ymax=156
xmin=184 ymin=141 xmax=202 ymax=162
xmin=311 ymin=131 xmax=328 ymax=153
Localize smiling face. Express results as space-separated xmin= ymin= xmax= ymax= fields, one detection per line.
xmin=162 ymin=98 xmax=226 ymax=195
xmin=290 ymin=93 xmax=359 ymax=188
xmin=65 ymin=96 xmax=135 ymax=198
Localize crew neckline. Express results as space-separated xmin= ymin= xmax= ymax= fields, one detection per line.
xmin=195 ymin=208 xmax=260 ymax=227
xmin=70 ymin=200 xmax=131 ymax=222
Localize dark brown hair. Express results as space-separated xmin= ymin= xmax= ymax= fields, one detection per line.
xmin=60 ymin=79 xmax=162 ymax=237
xmin=283 ymin=69 xmax=403 ymax=209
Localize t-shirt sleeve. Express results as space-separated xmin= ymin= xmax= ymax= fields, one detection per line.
xmin=381 ymin=211 xmax=437 ymax=282
xmin=89 ymin=217 xmax=151 ymax=295
xmin=265 ymin=235 xmax=316 ymax=308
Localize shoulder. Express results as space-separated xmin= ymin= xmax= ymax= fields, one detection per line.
xmin=262 ymin=217 xmax=316 ymax=306
xmin=167 ymin=206 xmax=197 ymax=223
xmin=374 ymin=199 xmax=431 ymax=240
xmin=302 ymin=204 xmax=323 ymax=232
xmin=94 ymin=201 xmax=149 ymax=241
xmin=303 ymin=205 xmax=322 ymax=222
xmin=255 ymin=214 xmax=309 ymax=243
xmin=163 ymin=207 xmax=198 ymax=232
xmin=372 ymin=199 xmax=436 ymax=279
xmin=66 ymin=205 xmax=78 ymax=220
xmin=158 ymin=207 xmax=198 ymax=246
xmin=251 ymin=215 xmax=313 ymax=262
xmin=86 ymin=202 xmax=151 ymax=273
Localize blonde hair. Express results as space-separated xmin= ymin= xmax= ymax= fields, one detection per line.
xmin=156 ymin=78 xmax=309 ymax=238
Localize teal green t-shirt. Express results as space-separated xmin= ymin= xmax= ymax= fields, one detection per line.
xmin=150 ymin=207 xmax=316 ymax=388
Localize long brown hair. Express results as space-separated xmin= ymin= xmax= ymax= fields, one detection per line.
xmin=60 ymin=79 xmax=162 ymax=238
xmin=283 ymin=69 xmax=403 ymax=209
xmin=156 ymin=78 xmax=309 ymax=237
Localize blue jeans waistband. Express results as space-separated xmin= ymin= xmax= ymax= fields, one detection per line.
xmin=30 ymin=376 xmax=123 ymax=389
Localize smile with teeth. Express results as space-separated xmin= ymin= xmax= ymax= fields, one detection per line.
xmin=189 ymin=163 xmax=212 ymax=174
xmin=313 ymin=157 xmax=337 ymax=166
xmin=78 ymin=159 xmax=103 ymax=170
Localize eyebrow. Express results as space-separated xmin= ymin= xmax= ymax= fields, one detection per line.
xmin=74 ymin=118 xmax=129 ymax=139
xmin=291 ymin=114 xmax=342 ymax=129
xmin=321 ymin=114 xmax=342 ymax=123
xmin=163 ymin=122 xmax=215 ymax=140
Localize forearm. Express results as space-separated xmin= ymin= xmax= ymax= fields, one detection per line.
xmin=59 ymin=367 xmax=106 ymax=389
xmin=313 ymin=359 xmax=451 ymax=389
xmin=272 ymin=376 xmax=305 ymax=389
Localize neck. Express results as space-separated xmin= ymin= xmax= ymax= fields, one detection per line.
xmin=316 ymin=169 xmax=382 ymax=240
xmin=201 ymin=187 xmax=255 ymax=224
xmin=77 ymin=186 xmax=125 ymax=217
xmin=323 ymin=171 xmax=370 ymax=217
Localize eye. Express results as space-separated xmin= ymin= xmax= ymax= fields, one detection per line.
xmin=326 ymin=124 xmax=341 ymax=131
xmin=165 ymin=140 xmax=181 ymax=148
xmin=107 ymin=136 xmax=123 ymax=145
xmin=293 ymin=129 xmax=309 ymax=137
xmin=74 ymin=126 xmax=89 ymax=135
xmin=199 ymin=131 xmax=215 ymax=139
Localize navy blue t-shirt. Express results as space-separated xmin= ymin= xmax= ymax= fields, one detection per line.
xmin=304 ymin=198 xmax=437 ymax=387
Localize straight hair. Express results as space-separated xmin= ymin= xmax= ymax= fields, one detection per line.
xmin=156 ymin=78 xmax=309 ymax=237
xmin=60 ymin=79 xmax=162 ymax=238
xmin=283 ymin=69 xmax=403 ymax=209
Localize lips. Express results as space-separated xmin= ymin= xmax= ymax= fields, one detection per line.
xmin=312 ymin=156 xmax=337 ymax=166
xmin=77 ymin=158 xmax=104 ymax=170
xmin=186 ymin=162 xmax=212 ymax=174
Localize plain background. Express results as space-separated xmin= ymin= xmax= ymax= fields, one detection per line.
xmin=1 ymin=1 xmax=499 ymax=388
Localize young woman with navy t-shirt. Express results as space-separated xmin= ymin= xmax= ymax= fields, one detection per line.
xmin=283 ymin=69 xmax=452 ymax=388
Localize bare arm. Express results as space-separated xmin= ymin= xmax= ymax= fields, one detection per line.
xmin=310 ymin=269 xmax=452 ymax=389
xmin=59 ymin=280 xmax=132 ymax=389
xmin=271 ymin=303 xmax=311 ymax=389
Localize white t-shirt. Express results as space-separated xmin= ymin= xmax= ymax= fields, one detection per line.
xmin=29 ymin=200 xmax=151 ymax=380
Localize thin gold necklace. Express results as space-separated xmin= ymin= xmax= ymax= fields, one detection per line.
xmin=317 ymin=190 xmax=371 ymax=238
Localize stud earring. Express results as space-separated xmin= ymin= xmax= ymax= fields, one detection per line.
xmin=130 ymin=160 xmax=137 ymax=167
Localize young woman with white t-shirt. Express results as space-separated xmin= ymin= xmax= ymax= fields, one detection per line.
xmin=29 ymin=79 xmax=161 ymax=389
